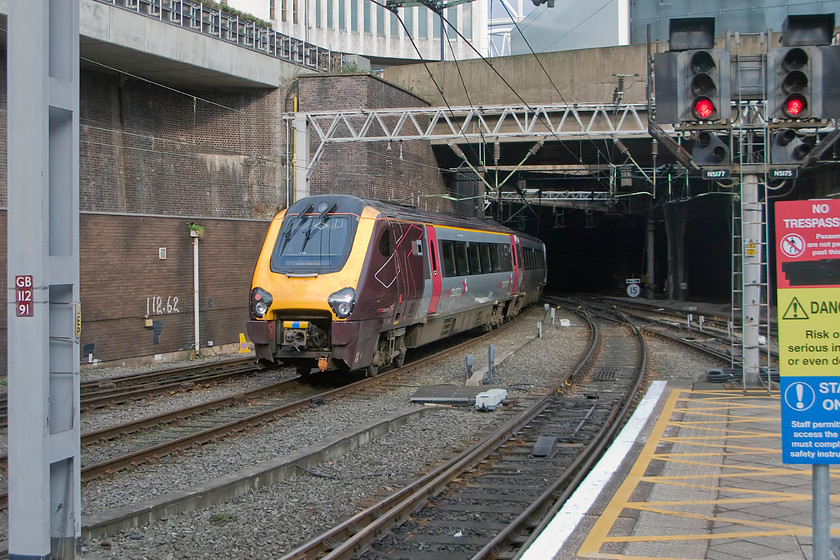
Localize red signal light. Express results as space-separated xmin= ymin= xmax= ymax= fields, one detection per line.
xmin=784 ymin=94 xmax=807 ymax=118
xmin=693 ymin=98 xmax=715 ymax=120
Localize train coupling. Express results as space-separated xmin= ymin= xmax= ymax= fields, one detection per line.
xmin=281 ymin=320 xmax=310 ymax=351
xmin=281 ymin=320 xmax=327 ymax=352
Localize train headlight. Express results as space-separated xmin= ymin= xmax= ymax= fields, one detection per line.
xmin=328 ymin=287 xmax=356 ymax=319
xmin=250 ymin=287 xmax=273 ymax=318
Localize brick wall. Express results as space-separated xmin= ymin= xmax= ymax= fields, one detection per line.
xmin=0 ymin=64 xmax=449 ymax=369
xmin=298 ymin=74 xmax=451 ymax=212
xmin=80 ymin=71 xmax=288 ymax=219
xmin=80 ymin=214 xmax=267 ymax=363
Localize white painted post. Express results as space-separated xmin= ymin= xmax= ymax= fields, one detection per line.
xmin=193 ymin=234 xmax=200 ymax=356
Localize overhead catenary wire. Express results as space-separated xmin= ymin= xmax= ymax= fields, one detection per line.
xmin=427 ymin=3 xmax=633 ymax=196
xmin=379 ymin=0 xmax=629 ymax=221
xmin=374 ymin=0 xmax=489 ymax=171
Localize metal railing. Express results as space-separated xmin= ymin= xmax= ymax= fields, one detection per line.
xmin=94 ymin=0 xmax=344 ymax=72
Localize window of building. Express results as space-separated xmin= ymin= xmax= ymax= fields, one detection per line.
xmin=315 ymin=0 xmax=321 ymax=27
xmin=281 ymin=0 xmax=286 ymax=22
xmin=404 ymin=7 xmax=413 ymax=38
xmin=390 ymin=9 xmax=399 ymax=36
xmin=462 ymin=2 xmax=471 ymax=40
xmin=363 ymin=0 xmax=370 ymax=33
xmin=376 ymin=4 xmax=385 ymax=35
xmin=292 ymin=0 xmax=298 ymax=24
xmin=327 ymin=0 xmax=334 ymax=29
xmin=269 ymin=0 xmax=275 ymax=20
xmin=432 ymin=12 xmax=441 ymax=38
xmin=445 ymin=6 xmax=457 ymax=38
xmin=417 ymin=7 xmax=426 ymax=38
xmin=350 ymin=0 xmax=357 ymax=31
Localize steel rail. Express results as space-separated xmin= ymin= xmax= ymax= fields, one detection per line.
xmin=0 ymin=357 xmax=260 ymax=422
xmin=280 ymin=304 xmax=598 ymax=560
xmin=480 ymin=307 xmax=648 ymax=559
xmin=0 ymin=318 xmax=520 ymax=511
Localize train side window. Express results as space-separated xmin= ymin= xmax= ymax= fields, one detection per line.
xmin=378 ymin=230 xmax=391 ymax=256
xmin=479 ymin=243 xmax=492 ymax=273
xmin=489 ymin=245 xmax=501 ymax=272
xmin=467 ymin=243 xmax=481 ymax=274
xmin=440 ymin=240 xmax=457 ymax=277
xmin=500 ymin=244 xmax=513 ymax=271
xmin=455 ymin=242 xmax=469 ymax=275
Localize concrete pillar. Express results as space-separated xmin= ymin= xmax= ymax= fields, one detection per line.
xmin=663 ymin=202 xmax=688 ymax=301
xmin=294 ymin=113 xmax=310 ymax=202
xmin=7 ymin=1 xmax=81 ymax=558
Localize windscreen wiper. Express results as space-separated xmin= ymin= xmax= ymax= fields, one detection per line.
xmin=278 ymin=204 xmax=313 ymax=252
xmin=300 ymin=203 xmax=336 ymax=251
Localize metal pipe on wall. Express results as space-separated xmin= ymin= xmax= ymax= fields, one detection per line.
xmin=193 ymin=235 xmax=200 ymax=357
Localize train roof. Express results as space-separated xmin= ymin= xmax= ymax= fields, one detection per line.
xmin=287 ymin=194 xmax=542 ymax=243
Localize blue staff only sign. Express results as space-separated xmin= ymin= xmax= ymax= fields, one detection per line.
xmin=775 ymin=199 xmax=840 ymax=464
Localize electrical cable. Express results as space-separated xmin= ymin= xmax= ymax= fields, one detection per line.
xmin=81 ymin=56 xmax=250 ymax=114
xmin=373 ymin=0 xmax=491 ymax=180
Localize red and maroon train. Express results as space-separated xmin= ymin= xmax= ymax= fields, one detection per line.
xmin=247 ymin=194 xmax=546 ymax=376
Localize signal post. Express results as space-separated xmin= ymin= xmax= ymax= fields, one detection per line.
xmin=653 ymin=14 xmax=840 ymax=390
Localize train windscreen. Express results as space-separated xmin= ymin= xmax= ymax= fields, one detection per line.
xmin=270 ymin=210 xmax=356 ymax=274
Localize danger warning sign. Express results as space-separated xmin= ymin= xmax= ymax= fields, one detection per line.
xmin=775 ymin=200 xmax=840 ymax=464
xmin=775 ymin=201 xmax=840 ymax=290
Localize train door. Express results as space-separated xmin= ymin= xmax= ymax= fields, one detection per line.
xmin=509 ymin=235 xmax=520 ymax=294
xmin=426 ymin=225 xmax=442 ymax=314
xmin=392 ymin=221 xmax=425 ymax=322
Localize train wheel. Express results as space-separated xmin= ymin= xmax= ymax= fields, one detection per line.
xmin=392 ymin=344 xmax=406 ymax=368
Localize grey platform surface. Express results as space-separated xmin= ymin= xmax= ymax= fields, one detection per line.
xmin=563 ymin=382 xmax=839 ymax=560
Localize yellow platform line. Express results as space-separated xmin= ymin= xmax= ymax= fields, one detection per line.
xmin=578 ymin=388 xmax=683 ymax=557
xmin=644 ymin=456 xmax=800 ymax=474
xmin=577 ymin=388 xmax=821 ymax=560
xmin=653 ymin=445 xmax=780 ymax=453
xmin=630 ymin=478 xmax=822 ymax=499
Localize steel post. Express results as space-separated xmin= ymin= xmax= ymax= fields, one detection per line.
xmin=8 ymin=1 xmax=81 ymax=558
xmin=741 ymin=174 xmax=762 ymax=389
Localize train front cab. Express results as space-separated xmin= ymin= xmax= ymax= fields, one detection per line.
xmin=248 ymin=196 xmax=382 ymax=374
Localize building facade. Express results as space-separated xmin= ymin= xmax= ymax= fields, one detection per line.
xmin=511 ymin=0 xmax=840 ymax=55
xmin=226 ymin=0 xmax=490 ymax=63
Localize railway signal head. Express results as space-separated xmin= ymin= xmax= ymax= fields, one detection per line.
xmin=654 ymin=48 xmax=731 ymax=124
xmin=691 ymin=131 xmax=730 ymax=166
xmin=768 ymin=14 xmax=840 ymax=120
xmin=770 ymin=129 xmax=813 ymax=164
xmin=769 ymin=46 xmax=814 ymax=120
xmin=688 ymin=51 xmax=719 ymax=120
xmin=654 ymin=18 xmax=730 ymax=125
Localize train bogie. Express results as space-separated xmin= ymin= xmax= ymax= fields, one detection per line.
xmin=248 ymin=194 xmax=546 ymax=375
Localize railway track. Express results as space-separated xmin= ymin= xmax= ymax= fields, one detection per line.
xmin=0 ymin=319 xmax=520 ymax=512
xmin=0 ymin=357 xmax=265 ymax=422
xmin=590 ymin=298 xmax=780 ymax=386
xmin=281 ymin=298 xmax=648 ymax=559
